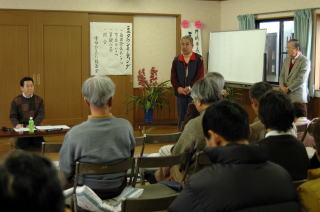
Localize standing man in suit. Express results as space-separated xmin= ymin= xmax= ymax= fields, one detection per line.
xmin=279 ymin=39 xmax=310 ymax=107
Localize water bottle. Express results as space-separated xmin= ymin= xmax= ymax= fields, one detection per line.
xmin=29 ymin=117 xmax=34 ymax=133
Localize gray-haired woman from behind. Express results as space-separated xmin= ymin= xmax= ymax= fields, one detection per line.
xmin=155 ymin=76 xmax=221 ymax=183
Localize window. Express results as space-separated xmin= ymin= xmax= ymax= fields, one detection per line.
xmin=256 ymin=18 xmax=294 ymax=84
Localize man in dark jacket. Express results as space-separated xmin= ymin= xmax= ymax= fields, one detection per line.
xmin=170 ymin=35 xmax=204 ymax=130
xmin=258 ymin=90 xmax=309 ymax=181
xmin=169 ymin=100 xmax=300 ymax=212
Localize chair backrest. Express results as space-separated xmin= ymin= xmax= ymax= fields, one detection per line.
xmin=145 ymin=132 xmax=181 ymax=144
xmin=72 ymin=158 xmax=135 ymax=212
xmin=134 ymin=135 xmax=146 ymax=158
xmin=300 ymin=117 xmax=320 ymax=143
xmin=134 ymin=135 xmax=145 ymax=147
xmin=41 ymin=142 xmax=63 ymax=156
xmin=132 ymin=154 xmax=186 ymax=186
xmin=194 ymin=151 xmax=211 ymax=171
xmin=74 ymin=158 xmax=134 ymax=176
xmin=122 ymin=193 xmax=178 ymax=212
xmin=137 ymin=154 xmax=184 ymax=169
xmin=296 ymin=124 xmax=308 ymax=134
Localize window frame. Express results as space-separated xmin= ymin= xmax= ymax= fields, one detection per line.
xmin=256 ymin=17 xmax=294 ymax=85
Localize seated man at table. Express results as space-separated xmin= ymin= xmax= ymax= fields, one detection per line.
xmin=9 ymin=77 xmax=45 ymax=149
xmin=59 ymin=75 xmax=135 ymax=199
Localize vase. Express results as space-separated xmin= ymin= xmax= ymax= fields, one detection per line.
xmin=144 ymin=108 xmax=154 ymax=123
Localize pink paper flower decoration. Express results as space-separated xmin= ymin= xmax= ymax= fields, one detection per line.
xmin=181 ymin=20 xmax=190 ymax=29
xmin=194 ymin=20 xmax=203 ymax=29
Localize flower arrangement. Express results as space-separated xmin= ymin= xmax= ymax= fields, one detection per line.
xmin=129 ymin=67 xmax=170 ymax=112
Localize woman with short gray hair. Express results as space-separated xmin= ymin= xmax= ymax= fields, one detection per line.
xmin=82 ymin=75 xmax=115 ymax=107
xmin=181 ymin=73 xmax=224 ymax=131
xmin=59 ymin=75 xmax=135 ymax=199
xmin=206 ymin=72 xmax=225 ymax=92
xmin=156 ymin=77 xmax=221 ymax=183
xmin=190 ymin=77 xmax=221 ymax=106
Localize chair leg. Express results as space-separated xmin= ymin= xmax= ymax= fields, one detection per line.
xmin=72 ymin=194 xmax=78 ymax=212
xmin=140 ymin=169 xmax=145 ymax=185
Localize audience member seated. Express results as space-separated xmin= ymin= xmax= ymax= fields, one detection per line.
xmin=181 ymin=72 xmax=225 ymax=131
xmin=306 ymin=118 xmax=320 ymax=169
xmin=248 ymin=81 xmax=273 ymax=143
xmin=297 ymin=119 xmax=320 ymax=212
xmin=258 ymin=90 xmax=309 ymax=181
xmin=156 ymin=77 xmax=221 ymax=183
xmin=0 ymin=150 xmax=64 ymax=212
xmin=59 ymin=75 xmax=135 ymax=199
xmin=169 ymin=100 xmax=300 ymax=212
xmin=293 ymin=102 xmax=315 ymax=147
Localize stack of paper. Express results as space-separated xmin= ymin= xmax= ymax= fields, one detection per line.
xmin=13 ymin=128 xmax=30 ymax=132
xmin=36 ymin=125 xmax=70 ymax=130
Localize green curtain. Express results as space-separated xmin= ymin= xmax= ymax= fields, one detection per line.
xmin=294 ymin=9 xmax=313 ymax=59
xmin=294 ymin=9 xmax=314 ymax=96
xmin=237 ymin=14 xmax=256 ymax=30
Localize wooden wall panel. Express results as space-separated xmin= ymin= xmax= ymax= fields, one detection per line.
xmin=109 ymin=75 xmax=134 ymax=124
xmin=0 ymin=11 xmax=33 ymax=127
xmin=38 ymin=12 xmax=89 ymax=126
xmin=133 ymin=88 xmax=177 ymax=127
xmin=42 ymin=25 xmax=84 ymax=125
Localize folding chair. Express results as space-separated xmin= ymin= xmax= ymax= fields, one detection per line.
xmin=134 ymin=135 xmax=145 ymax=147
xmin=133 ymin=132 xmax=182 ymax=185
xmin=129 ymin=154 xmax=184 ymax=211
xmin=194 ymin=151 xmax=211 ymax=172
xmin=72 ymin=158 xmax=135 ymax=212
xmin=300 ymin=117 xmax=320 ymax=143
xmin=296 ymin=124 xmax=308 ymax=134
xmin=122 ymin=193 xmax=178 ymax=212
xmin=133 ymin=153 xmax=187 ymax=186
xmin=134 ymin=135 xmax=146 ymax=157
xmin=41 ymin=142 xmax=63 ymax=156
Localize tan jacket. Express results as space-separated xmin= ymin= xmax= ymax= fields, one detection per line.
xmin=298 ymin=168 xmax=320 ymax=212
xmin=279 ymin=54 xmax=310 ymax=103
xmin=156 ymin=111 xmax=206 ymax=183
xmin=249 ymin=118 xmax=266 ymax=143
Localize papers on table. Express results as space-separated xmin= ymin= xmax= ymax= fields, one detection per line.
xmin=13 ymin=127 xmax=30 ymax=132
xmin=36 ymin=125 xmax=70 ymax=130
xmin=13 ymin=125 xmax=70 ymax=132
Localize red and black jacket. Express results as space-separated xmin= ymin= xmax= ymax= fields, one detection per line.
xmin=170 ymin=52 xmax=204 ymax=96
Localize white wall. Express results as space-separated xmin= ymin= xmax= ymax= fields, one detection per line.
xmin=0 ymin=0 xmax=221 ymax=79
xmin=220 ymin=0 xmax=320 ymax=31
xmin=133 ymin=16 xmax=176 ymax=87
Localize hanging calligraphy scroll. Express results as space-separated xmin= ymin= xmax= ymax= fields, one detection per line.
xmin=90 ymin=22 xmax=132 ymax=75
xmin=181 ymin=21 xmax=203 ymax=56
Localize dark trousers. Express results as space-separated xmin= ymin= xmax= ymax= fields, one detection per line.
xmin=15 ymin=136 xmax=44 ymax=149
xmin=176 ymin=95 xmax=193 ymax=131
